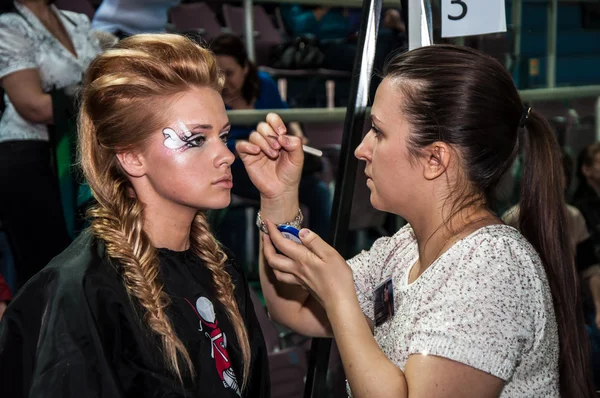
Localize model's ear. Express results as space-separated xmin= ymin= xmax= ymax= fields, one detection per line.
xmin=116 ymin=150 xmax=146 ymax=178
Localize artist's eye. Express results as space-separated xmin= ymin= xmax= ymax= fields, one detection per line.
xmin=220 ymin=131 xmax=230 ymax=144
xmin=371 ymin=125 xmax=383 ymax=138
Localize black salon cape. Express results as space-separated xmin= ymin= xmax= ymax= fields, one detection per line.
xmin=0 ymin=231 xmax=270 ymax=398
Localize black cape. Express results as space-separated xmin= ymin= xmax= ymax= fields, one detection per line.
xmin=0 ymin=231 xmax=270 ymax=398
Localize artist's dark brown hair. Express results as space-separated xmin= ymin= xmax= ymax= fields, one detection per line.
xmin=384 ymin=44 xmax=595 ymax=397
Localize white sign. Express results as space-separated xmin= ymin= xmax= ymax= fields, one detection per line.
xmin=441 ymin=0 xmax=507 ymax=38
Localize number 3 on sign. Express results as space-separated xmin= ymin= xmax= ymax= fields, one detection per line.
xmin=441 ymin=0 xmax=506 ymax=38
xmin=448 ymin=0 xmax=467 ymax=21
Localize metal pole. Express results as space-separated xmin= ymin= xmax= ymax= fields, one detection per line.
xmin=244 ymin=0 xmax=256 ymax=62
xmin=409 ymin=0 xmax=433 ymax=50
xmin=408 ymin=0 xmax=422 ymax=50
xmin=225 ymin=84 xmax=600 ymax=123
xmin=546 ymin=0 xmax=557 ymax=88
xmin=511 ymin=0 xmax=522 ymax=87
xmin=303 ymin=0 xmax=382 ymax=396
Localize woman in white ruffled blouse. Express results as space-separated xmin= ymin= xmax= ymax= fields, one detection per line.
xmin=0 ymin=0 xmax=100 ymax=288
xmin=238 ymin=45 xmax=596 ymax=397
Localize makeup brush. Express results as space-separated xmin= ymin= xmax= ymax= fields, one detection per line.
xmin=266 ymin=135 xmax=323 ymax=157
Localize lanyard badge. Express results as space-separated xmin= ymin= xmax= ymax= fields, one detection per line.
xmin=373 ymin=277 xmax=394 ymax=327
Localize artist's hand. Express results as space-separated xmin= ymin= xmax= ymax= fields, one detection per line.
xmin=237 ymin=113 xmax=304 ymax=200
xmin=262 ymin=220 xmax=355 ymax=312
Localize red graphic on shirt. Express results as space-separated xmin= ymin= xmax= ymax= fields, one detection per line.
xmin=185 ymin=296 xmax=241 ymax=396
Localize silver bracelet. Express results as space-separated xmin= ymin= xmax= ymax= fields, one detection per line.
xmin=256 ymin=208 xmax=303 ymax=234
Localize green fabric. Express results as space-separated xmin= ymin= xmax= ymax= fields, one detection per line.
xmin=50 ymin=89 xmax=88 ymax=238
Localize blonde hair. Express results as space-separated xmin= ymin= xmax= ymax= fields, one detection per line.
xmin=78 ymin=34 xmax=250 ymax=387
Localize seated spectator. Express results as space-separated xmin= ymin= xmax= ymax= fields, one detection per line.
xmin=210 ymin=34 xmax=331 ymax=238
xmin=0 ymin=0 xmax=101 ymax=288
xmin=280 ymin=5 xmax=406 ymax=72
xmin=503 ymin=149 xmax=600 ymax=388
xmin=574 ymin=142 xmax=600 ymax=247
xmin=92 ymin=0 xmax=180 ymax=38
xmin=503 ymin=150 xmax=588 ymax=251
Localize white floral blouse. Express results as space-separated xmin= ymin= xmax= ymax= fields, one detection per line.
xmin=347 ymin=224 xmax=560 ymax=397
xmin=0 ymin=2 xmax=101 ymax=143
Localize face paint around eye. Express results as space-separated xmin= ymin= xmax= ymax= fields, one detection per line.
xmin=162 ymin=127 xmax=205 ymax=151
xmin=163 ymin=127 xmax=187 ymax=149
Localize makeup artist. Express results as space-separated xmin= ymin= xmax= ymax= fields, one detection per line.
xmin=238 ymin=45 xmax=595 ymax=397
xmin=210 ymin=34 xmax=331 ymax=238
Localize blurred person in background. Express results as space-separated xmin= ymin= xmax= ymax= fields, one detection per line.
xmin=92 ymin=0 xmax=180 ymax=38
xmin=280 ymin=5 xmax=406 ymax=72
xmin=0 ymin=0 xmax=101 ymax=289
xmin=574 ymin=142 xmax=600 ymax=250
xmin=210 ymin=34 xmax=332 ymax=239
xmin=503 ymin=149 xmax=600 ymax=388
xmin=571 ymin=142 xmax=600 ymax=387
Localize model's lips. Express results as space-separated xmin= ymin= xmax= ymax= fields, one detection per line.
xmin=213 ymin=174 xmax=233 ymax=187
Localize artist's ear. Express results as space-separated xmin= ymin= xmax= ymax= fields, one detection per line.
xmin=116 ymin=151 xmax=146 ymax=178
xmin=420 ymin=142 xmax=451 ymax=181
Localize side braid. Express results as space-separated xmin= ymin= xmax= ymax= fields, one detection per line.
xmin=88 ymin=180 xmax=194 ymax=381
xmin=190 ymin=213 xmax=251 ymax=389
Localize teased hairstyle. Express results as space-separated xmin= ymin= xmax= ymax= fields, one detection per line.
xmin=78 ymin=34 xmax=250 ymax=387
xmin=384 ymin=45 xmax=595 ymax=397
xmin=209 ymin=34 xmax=260 ymax=104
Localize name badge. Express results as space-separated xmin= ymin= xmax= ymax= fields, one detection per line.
xmin=373 ymin=277 xmax=394 ymax=327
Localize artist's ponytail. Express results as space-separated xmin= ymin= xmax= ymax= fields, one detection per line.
xmin=519 ymin=110 xmax=595 ymax=397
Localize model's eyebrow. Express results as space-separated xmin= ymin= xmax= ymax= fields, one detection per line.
xmin=186 ymin=124 xmax=213 ymax=130
xmin=186 ymin=122 xmax=231 ymax=131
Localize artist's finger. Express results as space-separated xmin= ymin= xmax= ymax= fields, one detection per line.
xmin=298 ymin=228 xmax=332 ymax=260
xmin=277 ymin=134 xmax=302 ymax=153
xmin=235 ymin=140 xmax=261 ymax=158
xmin=263 ymin=233 xmax=300 ymax=275
xmin=265 ymin=220 xmax=316 ymax=265
xmin=266 ymin=112 xmax=287 ymax=136
xmin=248 ymin=130 xmax=278 ymax=158
xmin=257 ymin=121 xmax=281 ymax=151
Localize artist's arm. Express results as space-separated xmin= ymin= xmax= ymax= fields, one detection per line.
xmin=237 ymin=113 xmax=331 ymax=337
xmin=265 ymin=228 xmax=515 ymax=397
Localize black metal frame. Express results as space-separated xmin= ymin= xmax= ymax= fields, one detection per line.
xmin=303 ymin=0 xmax=382 ymax=396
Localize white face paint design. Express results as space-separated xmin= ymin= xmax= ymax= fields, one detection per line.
xmin=162 ymin=125 xmax=204 ymax=151
xmin=162 ymin=120 xmax=231 ymax=152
